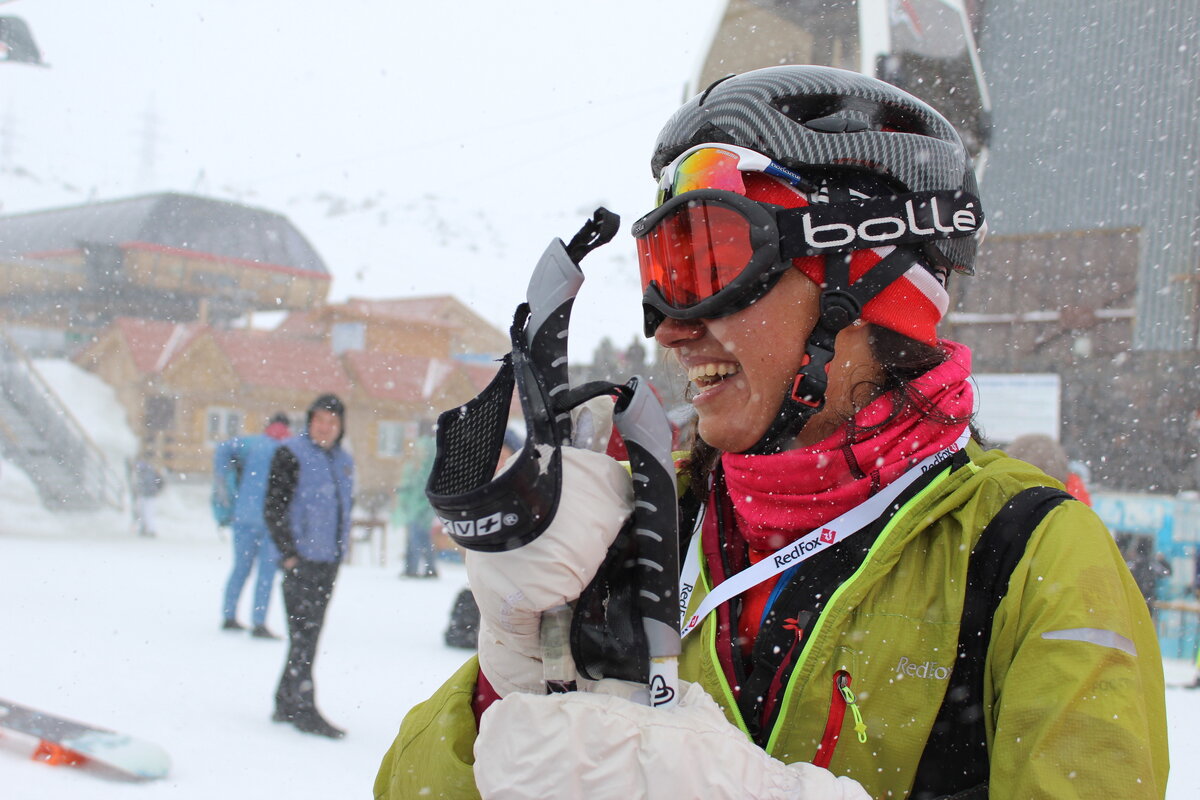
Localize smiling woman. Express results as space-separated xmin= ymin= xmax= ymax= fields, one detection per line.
xmin=376 ymin=65 xmax=1168 ymax=800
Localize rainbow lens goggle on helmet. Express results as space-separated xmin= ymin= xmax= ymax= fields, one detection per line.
xmin=655 ymin=143 xmax=815 ymax=205
xmin=633 ymin=144 xmax=984 ymax=336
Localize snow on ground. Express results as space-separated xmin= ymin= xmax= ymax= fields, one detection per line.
xmin=6 ymin=491 xmax=1197 ymax=800
xmin=1 ymin=359 xmax=1198 ymax=797
xmin=1 ymin=474 xmax=474 ymax=798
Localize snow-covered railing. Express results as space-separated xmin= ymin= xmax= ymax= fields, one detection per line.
xmin=0 ymin=330 xmax=126 ymax=511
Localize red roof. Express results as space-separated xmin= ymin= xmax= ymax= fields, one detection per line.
xmin=104 ymin=318 xmax=350 ymax=394
xmin=341 ymin=296 xmax=455 ymax=324
xmin=111 ymin=317 xmax=205 ymax=374
xmin=341 ymin=350 xmax=458 ymax=403
xmin=209 ymin=329 xmax=350 ymax=392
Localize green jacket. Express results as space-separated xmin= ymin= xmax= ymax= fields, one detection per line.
xmin=375 ymin=444 xmax=1168 ymax=799
xmin=393 ymin=437 xmax=436 ymax=530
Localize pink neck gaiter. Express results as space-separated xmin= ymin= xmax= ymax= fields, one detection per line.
xmin=721 ymin=340 xmax=974 ymax=552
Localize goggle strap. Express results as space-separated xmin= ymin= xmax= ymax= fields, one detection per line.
xmin=777 ymin=190 xmax=983 ymax=259
xmin=744 ymin=325 xmax=838 ymax=455
xmin=553 ymin=381 xmax=633 ymax=418
xmin=743 ymin=247 xmax=916 ymax=455
xmin=565 ymin=206 xmax=621 ymax=264
xmin=844 ymin=245 xmax=920 ymax=304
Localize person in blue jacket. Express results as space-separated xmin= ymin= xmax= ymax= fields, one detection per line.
xmin=264 ymin=394 xmax=354 ymax=739
xmin=213 ymin=411 xmax=292 ymax=638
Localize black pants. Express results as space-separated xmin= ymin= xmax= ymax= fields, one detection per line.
xmin=275 ymin=559 xmax=339 ymax=715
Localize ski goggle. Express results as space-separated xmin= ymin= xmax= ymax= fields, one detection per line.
xmin=633 ymin=189 xmax=797 ymax=335
xmin=654 ymin=143 xmax=813 ymax=205
xmin=636 ymin=144 xmax=817 ymax=335
xmin=634 ymin=144 xmax=984 ymax=335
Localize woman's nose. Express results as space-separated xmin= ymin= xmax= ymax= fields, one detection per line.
xmin=654 ymin=316 xmax=706 ymax=348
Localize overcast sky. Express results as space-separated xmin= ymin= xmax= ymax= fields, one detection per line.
xmin=2 ymin=0 xmax=727 ymax=358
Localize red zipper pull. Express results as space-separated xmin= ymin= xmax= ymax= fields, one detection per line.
xmin=812 ymin=670 xmax=867 ymax=768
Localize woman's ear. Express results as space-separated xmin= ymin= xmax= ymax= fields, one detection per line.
xmin=829 ymin=321 xmax=885 ymax=406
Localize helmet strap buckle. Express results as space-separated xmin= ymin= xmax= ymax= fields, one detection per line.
xmin=791 ymin=344 xmax=834 ymax=409
xmin=818 ymin=290 xmax=861 ymax=332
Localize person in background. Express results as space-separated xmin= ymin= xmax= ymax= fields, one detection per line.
xmin=1003 ymin=433 xmax=1069 ymax=485
xmin=264 ymin=394 xmax=354 ymax=739
xmin=1066 ymin=458 xmax=1094 ymax=506
xmin=1006 ymin=433 xmax=1095 ymax=506
xmin=397 ymin=431 xmax=439 ymax=578
xmin=131 ymin=450 xmax=164 ymax=538
xmin=213 ymin=411 xmax=292 ymax=638
xmin=1121 ymin=536 xmax=1172 ymax=619
xmin=1191 ymin=552 xmax=1200 ymax=689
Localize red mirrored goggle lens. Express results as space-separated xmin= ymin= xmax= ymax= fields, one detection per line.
xmin=636 ymin=200 xmax=756 ymax=309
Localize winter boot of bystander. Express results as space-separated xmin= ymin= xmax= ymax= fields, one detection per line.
xmin=272 ymin=690 xmax=303 ymax=724
xmin=291 ymin=709 xmax=345 ymax=739
xmin=250 ymin=624 xmax=281 ymax=640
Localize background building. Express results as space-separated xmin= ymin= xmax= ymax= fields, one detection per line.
xmin=944 ymin=1 xmax=1199 ymax=494
xmin=0 ymin=192 xmax=331 ymax=354
xmin=0 ymin=193 xmax=507 ymax=515
xmin=691 ymin=0 xmax=1199 ymax=494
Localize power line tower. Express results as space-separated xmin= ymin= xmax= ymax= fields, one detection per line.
xmin=137 ymin=98 xmax=162 ymax=191
xmin=0 ymin=106 xmax=14 ymax=173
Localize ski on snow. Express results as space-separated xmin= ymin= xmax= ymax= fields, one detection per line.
xmin=0 ymin=697 xmax=170 ymax=780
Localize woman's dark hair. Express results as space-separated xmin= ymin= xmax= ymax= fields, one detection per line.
xmin=684 ymin=324 xmax=977 ymax=498
xmin=853 ymin=325 xmax=963 ymax=435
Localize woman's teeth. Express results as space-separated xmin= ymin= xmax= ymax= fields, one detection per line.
xmin=687 ymin=363 xmax=741 ymax=387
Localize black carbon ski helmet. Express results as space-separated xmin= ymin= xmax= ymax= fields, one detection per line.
xmin=647 ymin=65 xmax=983 ymax=454
xmin=651 ymin=64 xmax=981 ymax=276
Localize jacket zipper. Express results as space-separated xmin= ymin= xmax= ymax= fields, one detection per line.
xmin=812 ymin=670 xmax=867 ymax=769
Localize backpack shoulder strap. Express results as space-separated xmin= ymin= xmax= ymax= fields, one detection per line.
xmin=909 ymin=486 xmax=1073 ymax=800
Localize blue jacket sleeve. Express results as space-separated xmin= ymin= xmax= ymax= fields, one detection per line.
xmin=211 ymin=438 xmax=240 ymax=526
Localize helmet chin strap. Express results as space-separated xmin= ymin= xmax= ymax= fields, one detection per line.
xmin=738 ymin=246 xmax=920 ymax=456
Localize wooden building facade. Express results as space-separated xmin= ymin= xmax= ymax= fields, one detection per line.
xmin=74 ymin=302 xmax=505 ymax=505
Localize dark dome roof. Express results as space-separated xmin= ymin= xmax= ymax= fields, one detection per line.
xmin=0 ymin=192 xmax=328 ymax=275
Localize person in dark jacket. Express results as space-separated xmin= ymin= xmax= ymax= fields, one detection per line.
xmin=131 ymin=452 xmax=164 ymax=537
xmin=264 ymin=394 xmax=354 ymax=739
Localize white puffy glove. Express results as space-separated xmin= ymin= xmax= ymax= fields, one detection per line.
xmin=469 ymin=446 xmax=633 ymax=697
xmin=474 ymin=680 xmax=871 ymax=800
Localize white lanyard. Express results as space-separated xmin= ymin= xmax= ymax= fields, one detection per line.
xmin=678 ymin=428 xmax=970 ymax=639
